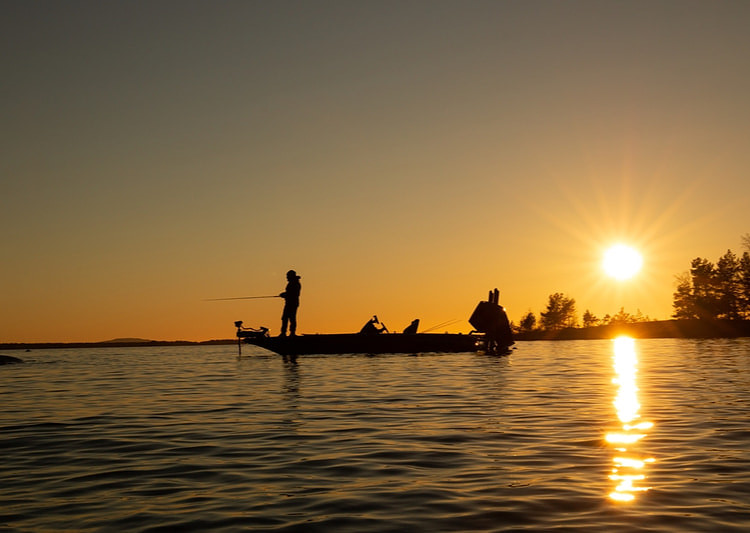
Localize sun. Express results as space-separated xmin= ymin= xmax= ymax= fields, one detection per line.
xmin=603 ymin=244 xmax=643 ymax=280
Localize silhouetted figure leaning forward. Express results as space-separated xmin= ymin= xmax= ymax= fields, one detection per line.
xmin=359 ymin=315 xmax=388 ymax=335
xmin=279 ymin=270 xmax=301 ymax=337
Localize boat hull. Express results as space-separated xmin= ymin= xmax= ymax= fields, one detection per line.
xmin=242 ymin=332 xmax=485 ymax=356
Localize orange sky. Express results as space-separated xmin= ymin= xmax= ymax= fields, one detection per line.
xmin=3 ymin=2 xmax=750 ymax=343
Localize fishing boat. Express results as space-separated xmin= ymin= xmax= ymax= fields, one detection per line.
xmin=235 ymin=289 xmax=514 ymax=356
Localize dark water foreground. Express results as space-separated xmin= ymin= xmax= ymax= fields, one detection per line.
xmin=2 ymin=340 xmax=749 ymax=532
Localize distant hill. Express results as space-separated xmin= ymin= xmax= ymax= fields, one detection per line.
xmin=101 ymin=338 xmax=153 ymax=344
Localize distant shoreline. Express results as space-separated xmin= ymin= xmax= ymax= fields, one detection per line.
xmin=513 ymin=318 xmax=750 ymax=341
xmin=4 ymin=319 xmax=750 ymax=351
xmin=0 ymin=339 xmax=238 ymax=351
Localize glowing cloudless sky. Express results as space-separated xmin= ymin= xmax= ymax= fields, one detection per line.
xmin=2 ymin=1 xmax=750 ymax=342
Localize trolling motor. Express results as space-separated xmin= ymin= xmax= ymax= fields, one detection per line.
xmin=235 ymin=321 xmax=269 ymax=339
xmin=234 ymin=321 xmax=270 ymax=356
xmin=469 ymin=289 xmax=514 ymax=354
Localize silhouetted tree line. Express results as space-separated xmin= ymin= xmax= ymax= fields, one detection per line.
xmin=514 ymin=293 xmax=650 ymax=333
xmin=513 ymin=235 xmax=750 ymax=334
xmin=672 ymin=236 xmax=750 ymax=320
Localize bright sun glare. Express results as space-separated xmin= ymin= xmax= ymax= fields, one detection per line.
xmin=603 ymin=244 xmax=643 ymax=280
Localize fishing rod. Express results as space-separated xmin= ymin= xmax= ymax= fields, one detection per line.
xmin=203 ymin=295 xmax=280 ymax=301
xmin=421 ymin=318 xmax=462 ymax=333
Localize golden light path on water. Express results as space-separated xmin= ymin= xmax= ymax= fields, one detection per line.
xmin=607 ymin=336 xmax=655 ymax=502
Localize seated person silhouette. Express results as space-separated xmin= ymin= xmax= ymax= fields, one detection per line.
xmin=359 ymin=315 xmax=387 ymax=335
xmin=402 ymin=319 xmax=419 ymax=335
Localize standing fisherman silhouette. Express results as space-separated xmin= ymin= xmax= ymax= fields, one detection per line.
xmin=279 ymin=270 xmax=301 ymax=337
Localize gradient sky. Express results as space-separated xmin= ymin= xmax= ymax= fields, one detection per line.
xmin=3 ymin=1 xmax=750 ymax=343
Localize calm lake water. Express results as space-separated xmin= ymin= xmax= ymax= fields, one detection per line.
xmin=2 ymin=338 xmax=750 ymax=532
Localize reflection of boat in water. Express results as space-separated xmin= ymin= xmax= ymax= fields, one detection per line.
xmin=235 ymin=289 xmax=514 ymax=356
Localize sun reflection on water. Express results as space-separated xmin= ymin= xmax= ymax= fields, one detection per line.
xmin=607 ymin=336 xmax=654 ymax=502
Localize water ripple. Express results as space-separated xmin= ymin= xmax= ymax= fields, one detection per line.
xmin=2 ymin=341 xmax=750 ymax=531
